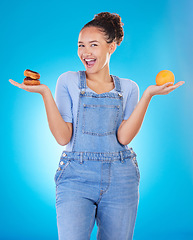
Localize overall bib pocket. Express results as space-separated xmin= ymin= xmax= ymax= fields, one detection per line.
xmin=54 ymin=159 xmax=71 ymax=184
xmin=82 ymin=104 xmax=120 ymax=136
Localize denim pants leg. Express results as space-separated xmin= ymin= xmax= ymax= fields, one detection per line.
xmin=95 ymin=157 xmax=140 ymax=240
xmin=55 ymin=152 xmax=140 ymax=240
xmin=55 ymin=159 xmax=100 ymax=240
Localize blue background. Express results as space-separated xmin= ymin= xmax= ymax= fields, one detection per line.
xmin=1 ymin=0 xmax=193 ymax=239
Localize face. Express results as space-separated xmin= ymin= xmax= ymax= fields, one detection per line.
xmin=77 ymin=26 xmax=116 ymax=74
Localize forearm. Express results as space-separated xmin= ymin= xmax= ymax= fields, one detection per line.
xmin=117 ymin=90 xmax=152 ymax=145
xmin=41 ymin=88 xmax=72 ymax=146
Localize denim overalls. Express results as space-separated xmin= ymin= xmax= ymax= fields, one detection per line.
xmin=54 ymin=71 xmax=140 ymax=240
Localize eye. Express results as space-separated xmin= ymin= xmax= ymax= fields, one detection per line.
xmin=78 ymin=44 xmax=84 ymax=48
xmin=91 ymin=44 xmax=98 ymax=47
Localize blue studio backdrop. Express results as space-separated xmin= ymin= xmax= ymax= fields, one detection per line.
xmin=1 ymin=0 xmax=193 ymax=239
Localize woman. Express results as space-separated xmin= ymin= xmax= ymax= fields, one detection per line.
xmin=9 ymin=12 xmax=184 ymax=240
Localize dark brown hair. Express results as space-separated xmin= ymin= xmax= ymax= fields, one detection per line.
xmin=81 ymin=12 xmax=124 ymax=46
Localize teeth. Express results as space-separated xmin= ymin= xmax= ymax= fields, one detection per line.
xmin=84 ymin=59 xmax=96 ymax=61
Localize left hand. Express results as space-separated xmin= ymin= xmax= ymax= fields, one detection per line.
xmin=145 ymin=81 xmax=185 ymax=98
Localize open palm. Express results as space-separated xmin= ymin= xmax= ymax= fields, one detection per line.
xmin=9 ymin=79 xmax=49 ymax=95
xmin=146 ymin=81 xmax=185 ymax=97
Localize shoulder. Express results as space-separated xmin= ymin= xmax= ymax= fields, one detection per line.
xmin=57 ymin=71 xmax=79 ymax=86
xmin=118 ymin=76 xmax=139 ymax=95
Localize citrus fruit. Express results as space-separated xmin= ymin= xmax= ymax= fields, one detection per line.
xmin=156 ymin=70 xmax=175 ymax=86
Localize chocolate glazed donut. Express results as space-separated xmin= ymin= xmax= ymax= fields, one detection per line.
xmin=23 ymin=69 xmax=40 ymax=85
xmin=24 ymin=69 xmax=40 ymax=79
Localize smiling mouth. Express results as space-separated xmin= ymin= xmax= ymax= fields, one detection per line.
xmin=84 ymin=58 xmax=96 ymax=68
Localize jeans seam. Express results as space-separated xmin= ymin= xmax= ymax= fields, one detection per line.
xmin=55 ymin=160 xmax=71 ymax=185
xmin=96 ymin=214 xmax=101 ymax=240
xmin=98 ymin=163 xmax=112 ymax=200
xmin=88 ymin=207 xmax=96 ymax=240
xmin=131 ymin=157 xmax=140 ymax=182
xmin=72 ymin=92 xmax=81 ymax=151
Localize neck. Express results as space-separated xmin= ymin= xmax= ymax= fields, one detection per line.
xmin=85 ymin=66 xmax=112 ymax=83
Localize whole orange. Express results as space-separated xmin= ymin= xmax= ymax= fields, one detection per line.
xmin=156 ymin=70 xmax=175 ymax=86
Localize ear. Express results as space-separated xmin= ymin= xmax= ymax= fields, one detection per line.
xmin=109 ymin=42 xmax=116 ymax=54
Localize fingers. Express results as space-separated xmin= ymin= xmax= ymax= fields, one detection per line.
xmin=164 ymin=81 xmax=185 ymax=94
xmin=153 ymin=81 xmax=185 ymax=96
xmin=162 ymin=82 xmax=174 ymax=87
xmin=163 ymin=81 xmax=185 ymax=90
xmin=160 ymin=81 xmax=185 ymax=88
xmin=9 ymin=79 xmax=30 ymax=92
xmin=9 ymin=79 xmax=22 ymax=88
xmin=174 ymin=81 xmax=185 ymax=87
xmin=169 ymin=81 xmax=185 ymax=90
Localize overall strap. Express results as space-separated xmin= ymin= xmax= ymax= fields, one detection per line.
xmin=78 ymin=71 xmax=122 ymax=94
xmin=78 ymin=71 xmax=87 ymax=91
xmin=112 ymin=75 xmax=122 ymax=94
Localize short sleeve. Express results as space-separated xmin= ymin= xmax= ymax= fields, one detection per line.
xmin=123 ymin=81 xmax=139 ymax=120
xmin=55 ymin=73 xmax=73 ymax=123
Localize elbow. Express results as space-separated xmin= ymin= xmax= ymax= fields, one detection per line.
xmin=117 ymin=129 xmax=133 ymax=146
xmin=57 ymin=139 xmax=70 ymax=146
xmin=57 ymin=141 xmax=67 ymax=146
xmin=117 ymin=135 xmax=125 ymax=146
xmin=118 ymin=134 xmax=138 ymax=146
xmin=53 ymin=126 xmax=72 ymax=146
xmin=118 ymin=137 xmax=131 ymax=146
xmin=55 ymin=136 xmax=71 ymax=146
xmin=117 ymin=132 xmax=129 ymax=146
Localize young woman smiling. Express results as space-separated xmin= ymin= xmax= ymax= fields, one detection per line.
xmin=9 ymin=12 xmax=184 ymax=240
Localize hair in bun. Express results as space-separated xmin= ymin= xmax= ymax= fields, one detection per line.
xmin=81 ymin=12 xmax=124 ymax=46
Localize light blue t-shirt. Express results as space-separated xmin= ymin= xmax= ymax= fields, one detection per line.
xmin=55 ymin=71 xmax=139 ymax=149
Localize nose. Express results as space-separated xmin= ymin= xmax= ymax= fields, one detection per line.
xmin=82 ymin=46 xmax=92 ymax=57
xmin=83 ymin=51 xmax=91 ymax=56
xmin=83 ymin=53 xmax=92 ymax=59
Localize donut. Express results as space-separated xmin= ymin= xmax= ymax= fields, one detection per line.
xmin=24 ymin=77 xmax=40 ymax=85
xmin=23 ymin=69 xmax=40 ymax=85
xmin=24 ymin=69 xmax=40 ymax=79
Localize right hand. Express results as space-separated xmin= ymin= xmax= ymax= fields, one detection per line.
xmin=9 ymin=79 xmax=49 ymax=96
xmin=144 ymin=81 xmax=185 ymax=98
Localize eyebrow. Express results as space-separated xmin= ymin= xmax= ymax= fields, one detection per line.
xmin=78 ymin=40 xmax=99 ymax=43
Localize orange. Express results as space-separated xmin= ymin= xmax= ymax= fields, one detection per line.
xmin=156 ymin=70 xmax=175 ymax=86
